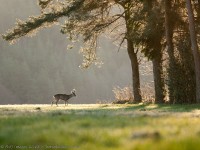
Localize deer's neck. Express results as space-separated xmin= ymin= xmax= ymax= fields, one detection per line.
xmin=70 ymin=94 xmax=74 ymax=98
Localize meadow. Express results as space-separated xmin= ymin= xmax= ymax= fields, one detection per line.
xmin=1 ymin=104 xmax=200 ymax=150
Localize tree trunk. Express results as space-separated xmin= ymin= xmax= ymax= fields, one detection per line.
xmin=197 ymin=0 xmax=200 ymax=21
xmin=152 ymin=45 xmax=165 ymax=104
xmin=186 ymin=0 xmax=200 ymax=103
xmin=145 ymin=0 xmax=165 ymax=104
xmin=164 ymin=0 xmax=177 ymax=103
xmin=164 ymin=0 xmax=175 ymax=61
xmin=127 ymin=39 xmax=142 ymax=103
xmin=124 ymin=3 xmax=142 ymax=103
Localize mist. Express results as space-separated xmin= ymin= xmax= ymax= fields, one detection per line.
xmin=0 ymin=0 xmax=153 ymax=104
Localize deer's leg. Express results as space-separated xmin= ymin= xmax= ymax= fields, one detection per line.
xmin=65 ymin=101 xmax=66 ymax=106
xmin=52 ymin=98 xmax=56 ymax=106
xmin=56 ymin=100 xmax=59 ymax=106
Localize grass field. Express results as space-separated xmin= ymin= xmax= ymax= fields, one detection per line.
xmin=1 ymin=104 xmax=200 ymax=150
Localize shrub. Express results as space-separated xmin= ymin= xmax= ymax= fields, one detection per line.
xmin=112 ymin=85 xmax=155 ymax=104
xmin=112 ymin=86 xmax=133 ymax=104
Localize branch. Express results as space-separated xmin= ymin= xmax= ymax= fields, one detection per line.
xmin=135 ymin=47 xmax=139 ymax=54
xmin=91 ymin=12 xmax=125 ymax=33
xmin=110 ymin=23 xmax=125 ymax=33
xmin=113 ymin=32 xmax=126 ymax=42
xmin=2 ymin=0 xmax=85 ymax=42
xmin=117 ymin=36 xmax=126 ymax=52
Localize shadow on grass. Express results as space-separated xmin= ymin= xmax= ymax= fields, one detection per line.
xmin=47 ymin=103 xmax=200 ymax=119
xmin=124 ymin=103 xmax=200 ymax=112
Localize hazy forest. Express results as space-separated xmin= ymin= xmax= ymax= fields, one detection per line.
xmin=1 ymin=0 xmax=200 ymax=104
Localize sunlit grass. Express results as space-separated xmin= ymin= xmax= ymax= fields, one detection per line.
xmin=0 ymin=104 xmax=200 ymax=149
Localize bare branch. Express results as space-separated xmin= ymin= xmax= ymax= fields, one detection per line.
xmin=117 ymin=36 xmax=126 ymax=52
xmin=110 ymin=22 xmax=125 ymax=33
xmin=91 ymin=12 xmax=125 ymax=33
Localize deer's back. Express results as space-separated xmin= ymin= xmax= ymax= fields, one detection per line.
xmin=54 ymin=94 xmax=69 ymax=100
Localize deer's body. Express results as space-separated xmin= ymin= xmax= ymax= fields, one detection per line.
xmin=52 ymin=90 xmax=76 ymax=106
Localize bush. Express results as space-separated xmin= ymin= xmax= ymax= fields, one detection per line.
xmin=112 ymin=86 xmax=133 ymax=104
xmin=112 ymin=85 xmax=155 ymax=104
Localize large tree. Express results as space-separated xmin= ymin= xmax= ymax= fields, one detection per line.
xmin=185 ymin=0 xmax=200 ymax=103
xmin=163 ymin=0 xmax=196 ymax=104
xmin=163 ymin=0 xmax=177 ymax=103
xmin=140 ymin=0 xmax=165 ymax=103
xmin=118 ymin=0 xmax=142 ymax=102
xmin=2 ymin=0 xmax=143 ymax=103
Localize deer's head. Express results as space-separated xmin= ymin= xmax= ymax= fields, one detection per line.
xmin=71 ymin=89 xmax=76 ymax=96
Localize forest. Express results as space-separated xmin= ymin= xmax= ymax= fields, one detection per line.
xmin=2 ymin=0 xmax=200 ymax=104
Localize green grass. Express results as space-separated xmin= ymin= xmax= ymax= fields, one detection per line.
xmin=0 ymin=104 xmax=200 ymax=150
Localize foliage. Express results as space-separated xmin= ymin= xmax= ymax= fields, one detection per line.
xmin=2 ymin=0 xmax=123 ymax=68
xmin=2 ymin=0 xmax=85 ymax=43
xmin=164 ymin=0 xmax=196 ymax=104
xmin=60 ymin=0 xmax=118 ymax=67
xmin=170 ymin=36 xmax=196 ymax=104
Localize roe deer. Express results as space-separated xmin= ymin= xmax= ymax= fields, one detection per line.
xmin=52 ymin=89 xmax=76 ymax=106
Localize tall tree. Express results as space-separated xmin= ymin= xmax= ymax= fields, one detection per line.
xmin=122 ymin=1 xmax=142 ymax=102
xmin=163 ymin=0 xmax=196 ymax=104
xmin=141 ymin=0 xmax=165 ymax=103
xmin=185 ymin=0 xmax=200 ymax=102
xmin=163 ymin=0 xmax=178 ymax=103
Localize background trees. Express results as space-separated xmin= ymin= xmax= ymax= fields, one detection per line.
xmin=2 ymin=0 xmax=200 ymax=104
